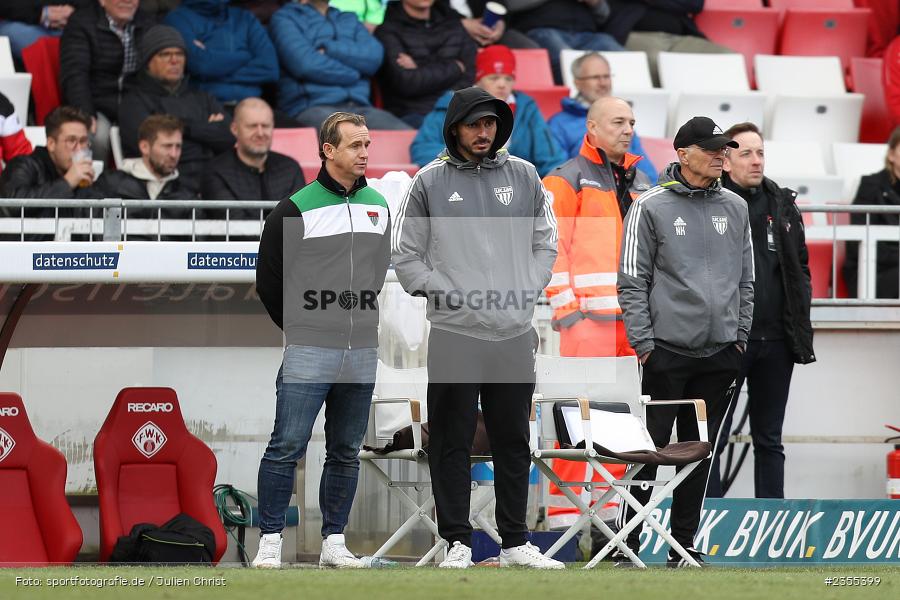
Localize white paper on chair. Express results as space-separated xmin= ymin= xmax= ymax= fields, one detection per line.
xmin=560 ymin=406 xmax=655 ymax=453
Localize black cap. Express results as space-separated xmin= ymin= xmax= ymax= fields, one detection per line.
xmin=673 ymin=116 xmax=739 ymax=151
xmin=461 ymin=107 xmax=500 ymax=125
xmin=140 ymin=25 xmax=186 ymax=67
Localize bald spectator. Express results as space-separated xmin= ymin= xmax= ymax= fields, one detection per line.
xmin=549 ymin=52 xmax=655 ymax=182
xmin=201 ymin=98 xmax=305 ymax=205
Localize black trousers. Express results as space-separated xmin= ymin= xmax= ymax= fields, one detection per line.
xmin=426 ymin=327 xmax=537 ymax=549
xmin=708 ymin=339 xmax=795 ymax=498
xmin=623 ymin=345 xmax=741 ymax=550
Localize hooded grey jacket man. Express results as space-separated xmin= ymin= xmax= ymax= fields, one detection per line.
xmin=392 ymin=86 xmax=558 ymax=341
xmin=618 ymin=162 xmax=754 ymax=358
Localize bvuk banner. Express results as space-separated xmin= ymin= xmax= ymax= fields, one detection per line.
xmin=638 ymin=499 xmax=899 ymax=564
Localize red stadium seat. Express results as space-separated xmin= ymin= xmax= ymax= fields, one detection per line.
xmin=703 ymin=0 xmax=763 ymax=8
xmin=20 ymin=36 xmax=61 ymax=126
xmin=518 ymin=86 xmax=570 ymax=120
xmin=0 ymin=393 xmax=82 ymax=566
xmin=271 ymin=127 xmax=320 ymax=183
xmin=850 ymin=57 xmax=893 ymax=143
xmin=510 ymin=48 xmax=555 ymax=88
xmin=93 ymin=387 xmax=226 ymax=564
xmin=694 ymin=8 xmax=779 ymax=85
xmin=640 ymin=137 xmax=677 ymax=173
xmin=778 ymin=9 xmax=870 ymax=71
xmin=367 ymin=129 xmax=418 ymax=177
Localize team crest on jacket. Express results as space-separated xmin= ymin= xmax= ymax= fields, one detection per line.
xmin=712 ymin=216 xmax=728 ymax=235
xmin=494 ymin=186 xmax=514 ymax=206
xmin=133 ymin=421 xmax=167 ymax=459
xmin=367 ymin=210 xmax=379 ymax=226
xmin=0 ymin=427 xmax=14 ymax=463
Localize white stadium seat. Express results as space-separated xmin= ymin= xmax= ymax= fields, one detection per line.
xmin=23 ymin=126 xmax=46 ymax=148
xmin=560 ymin=49 xmax=655 ymax=93
xmin=0 ymin=37 xmax=15 ymax=75
xmin=767 ymin=95 xmax=864 ymax=168
xmin=669 ymin=91 xmax=766 ymax=137
xmin=0 ymin=74 xmax=32 ymax=127
xmin=658 ymin=52 xmax=751 ymax=92
xmin=832 ymin=142 xmax=887 ymax=200
xmin=777 ymin=175 xmax=847 ymax=205
xmin=762 ymin=141 xmax=828 ymax=178
xmin=754 ymin=55 xmax=847 ymax=96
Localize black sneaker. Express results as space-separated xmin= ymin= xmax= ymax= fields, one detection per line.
xmin=611 ymin=542 xmax=641 ymax=568
xmin=667 ymin=546 xmax=706 ymax=568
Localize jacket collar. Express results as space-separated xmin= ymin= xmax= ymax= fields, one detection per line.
xmin=657 ymin=162 xmax=723 ymax=197
xmin=316 ymin=163 xmax=367 ymax=197
xmin=438 ymin=146 xmax=510 ymax=170
xmin=579 ymin=135 xmax=642 ymax=171
xmin=136 ymin=69 xmax=191 ymax=96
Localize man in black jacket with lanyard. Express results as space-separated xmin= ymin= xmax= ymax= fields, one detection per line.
xmin=708 ymin=121 xmax=815 ymax=500
xmin=252 ymin=111 xmax=391 ymax=570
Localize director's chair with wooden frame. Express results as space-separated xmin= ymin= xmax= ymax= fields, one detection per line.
xmin=358 ymin=362 xmax=500 ymax=566
xmin=529 ymin=355 xmax=712 ymax=568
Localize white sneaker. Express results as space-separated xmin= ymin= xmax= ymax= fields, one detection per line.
xmin=499 ymin=542 xmax=565 ymax=569
xmin=438 ymin=541 xmax=473 ymax=569
xmin=319 ymin=534 xmax=363 ymax=568
xmin=251 ymin=533 xmax=283 ymax=569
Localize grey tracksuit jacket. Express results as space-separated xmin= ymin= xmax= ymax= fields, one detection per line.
xmin=391 ymin=87 xmax=558 ymax=341
xmin=618 ymin=163 xmax=755 ymax=358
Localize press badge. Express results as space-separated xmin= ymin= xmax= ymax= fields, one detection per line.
xmin=767 ymin=217 xmax=775 ymax=251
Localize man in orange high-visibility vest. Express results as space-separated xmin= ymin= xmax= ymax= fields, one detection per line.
xmin=541 ymin=96 xmax=650 ymax=542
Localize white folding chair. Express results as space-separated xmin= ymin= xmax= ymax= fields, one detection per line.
xmin=668 ymin=91 xmax=766 ymax=138
xmin=832 ymin=142 xmax=886 ymax=200
xmin=0 ymin=37 xmax=15 ymax=75
xmin=530 ymin=355 xmax=711 ymax=569
xmin=0 ymin=73 xmax=32 ymax=127
xmin=359 ymin=362 xmax=500 ymax=565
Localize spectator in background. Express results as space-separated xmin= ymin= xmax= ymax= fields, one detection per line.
xmin=60 ymin=0 xmax=154 ymax=162
xmin=549 ymin=51 xmax=655 ymax=182
xmin=0 ymin=1 xmax=90 ymax=60
xmin=602 ymin=0 xmax=731 ymax=85
xmin=506 ymin=0 xmax=624 ymax=84
xmin=139 ymin=0 xmax=181 ymax=20
xmin=411 ymin=45 xmax=565 ymax=175
xmin=229 ymin=0 xmax=287 ymax=25
xmin=708 ymin=121 xmax=814 ymax=500
xmin=452 ymin=0 xmax=538 ymax=49
xmin=0 ymin=106 xmax=99 ymax=199
xmin=119 ymin=25 xmax=234 ymax=192
xmin=330 ymin=0 xmax=384 ymax=32
xmin=270 ymin=0 xmax=410 ymax=130
xmin=0 ymin=92 xmax=33 ymax=179
xmin=886 ymin=35 xmax=900 ymax=128
xmin=164 ymin=0 xmax=279 ymax=107
xmin=97 ymin=113 xmax=195 ymax=199
xmin=202 ymin=97 xmax=305 ymax=205
xmin=375 ymin=0 xmax=476 ymax=128
xmin=843 ymin=126 xmax=900 ymax=299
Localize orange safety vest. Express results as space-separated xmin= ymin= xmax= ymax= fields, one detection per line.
xmin=543 ymin=137 xmax=646 ymax=329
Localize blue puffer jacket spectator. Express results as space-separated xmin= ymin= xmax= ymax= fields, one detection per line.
xmin=411 ymin=89 xmax=566 ymax=177
xmin=164 ymin=0 xmax=279 ymax=104
xmin=269 ymin=2 xmax=383 ymax=118
xmin=549 ymin=96 xmax=657 ymax=183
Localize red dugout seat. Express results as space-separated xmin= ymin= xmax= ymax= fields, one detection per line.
xmin=640 ymin=137 xmax=677 ymax=173
xmin=366 ymin=129 xmax=419 ymax=178
xmin=271 ymin=127 xmax=320 ymax=184
xmin=778 ymin=8 xmax=870 ymax=71
xmin=93 ymin=387 xmax=226 ymax=563
xmin=518 ymin=86 xmax=570 ymax=120
xmin=510 ymin=48 xmax=555 ymax=88
xmin=0 ymin=393 xmax=82 ymax=566
xmin=694 ymin=8 xmax=779 ymax=84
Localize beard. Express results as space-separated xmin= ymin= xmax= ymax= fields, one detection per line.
xmin=150 ymin=155 xmax=176 ymax=177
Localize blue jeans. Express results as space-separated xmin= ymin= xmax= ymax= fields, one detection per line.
xmin=525 ymin=28 xmax=625 ymax=84
xmin=0 ymin=21 xmax=61 ymax=60
xmin=257 ymin=345 xmax=376 ymax=536
xmin=296 ymin=104 xmax=412 ymax=130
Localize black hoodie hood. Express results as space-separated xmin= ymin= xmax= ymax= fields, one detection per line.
xmin=442 ymin=87 xmax=514 ymax=163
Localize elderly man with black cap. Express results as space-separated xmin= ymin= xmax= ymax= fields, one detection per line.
xmin=615 ymin=116 xmax=754 ymax=568
xmin=392 ymin=86 xmax=561 ymax=569
xmin=118 ymin=24 xmax=235 ymax=192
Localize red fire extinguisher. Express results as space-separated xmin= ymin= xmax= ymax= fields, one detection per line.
xmin=887 ymin=425 xmax=900 ymax=500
